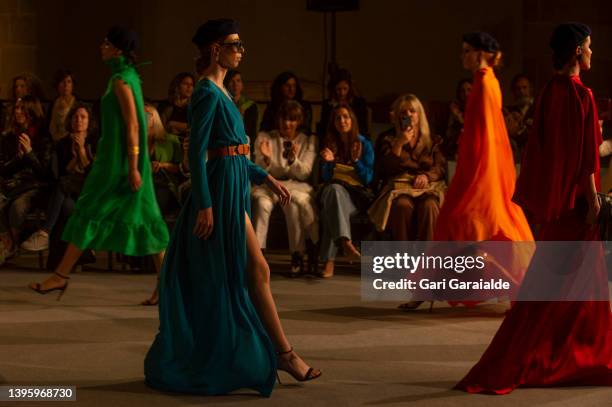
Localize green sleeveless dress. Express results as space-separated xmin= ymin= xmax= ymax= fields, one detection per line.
xmin=62 ymin=56 xmax=168 ymax=255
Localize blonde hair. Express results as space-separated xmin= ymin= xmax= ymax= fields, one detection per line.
xmin=144 ymin=104 xmax=166 ymax=141
xmin=390 ymin=94 xmax=432 ymax=149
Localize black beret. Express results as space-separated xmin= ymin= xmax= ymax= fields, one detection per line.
xmin=192 ymin=19 xmax=240 ymax=47
xmin=550 ymin=22 xmax=591 ymax=53
xmin=106 ymin=25 xmax=138 ymax=54
xmin=462 ymin=32 xmax=500 ymax=53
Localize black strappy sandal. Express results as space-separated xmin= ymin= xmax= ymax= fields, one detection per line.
xmin=29 ymin=272 xmax=70 ymax=301
xmin=276 ymin=346 xmax=322 ymax=383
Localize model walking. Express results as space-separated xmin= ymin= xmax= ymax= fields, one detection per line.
xmin=144 ymin=19 xmax=321 ymax=397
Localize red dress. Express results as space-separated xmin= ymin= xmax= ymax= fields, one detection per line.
xmin=456 ymin=74 xmax=612 ymax=394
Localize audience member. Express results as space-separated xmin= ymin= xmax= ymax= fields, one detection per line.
xmin=319 ymin=68 xmax=368 ymax=136
xmin=48 ymin=69 xmax=77 ymax=142
xmin=318 ymin=104 xmax=374 ymax=278
xmin=158 ymin=72 xmax=195 ymax=138
xmin=368 ymin=94 xmax=446 ymax=240
xmin=0 ymin=96 xmax=51 ymax=258
xmin=504 ymin=74 xmax=535 ymax=161
xmin=21 ymin=104 xmax=96 ymax=266
xmin=443 ymin=78 xmax=471 ymax=160
xmin=252 ymin=100 xmax=317 ymax=275
xmin=2 ymin=73 xmax=46 ymax=132
xmin=145 ymin=104 xmax=183 ymax=215
xmin=260 ymin=71 xmax=312 ymax=135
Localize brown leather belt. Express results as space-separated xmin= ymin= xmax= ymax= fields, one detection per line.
xmin=207 ymin=144 xmax=250 ymax=159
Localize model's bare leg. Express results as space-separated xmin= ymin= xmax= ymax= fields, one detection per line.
xmin=245 ymin=213 xmax=321 ymax=380
xmin=141 ymin=250 xmax=165 ymax=305
xmin=28 ymin=243 xmax=83 ymax=291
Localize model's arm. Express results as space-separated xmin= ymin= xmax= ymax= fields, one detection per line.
xmin=113 ymin=79 xmax=141 ymax=191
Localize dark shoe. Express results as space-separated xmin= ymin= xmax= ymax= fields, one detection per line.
xmin=289 ymin=251 xmax=304 ymax=277
xmin=29 ymin=271 xmax=70 ymax=301
xmin=276 ymin=347 xmax=322 ymax=383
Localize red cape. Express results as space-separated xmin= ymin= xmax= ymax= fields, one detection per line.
xmin=514 ymin=75 xmax=602 ymax=223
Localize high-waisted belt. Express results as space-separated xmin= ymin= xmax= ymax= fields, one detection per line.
xmin=207 ymin=144 xmax=250 ymax=159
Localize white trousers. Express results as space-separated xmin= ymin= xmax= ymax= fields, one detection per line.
xmin=251 ymin=181 xmax=317 ymax=252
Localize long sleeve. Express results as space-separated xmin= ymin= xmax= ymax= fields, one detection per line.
xmin=24 ymin=138 xmax=53 ymax=181
xmin=354 ymin=136 xmax=374 ymax=185
xmin=286 ymin=135 xmax=316 ymax=181
xmin=424 ymin=143 xmax=446 ymax=182
xmin=247 ymin=160 xmax=268 ymax=185
xmin=189 ymin=88 xmax=218 ymax=210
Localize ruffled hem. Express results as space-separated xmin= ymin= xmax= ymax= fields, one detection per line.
xmin=62 ymin=209 xmax=169 ymax=256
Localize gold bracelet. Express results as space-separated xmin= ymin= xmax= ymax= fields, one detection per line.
xmin=128 ymin=146 xmax=140 ymax=155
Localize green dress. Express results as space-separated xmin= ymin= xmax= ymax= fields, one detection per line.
xmin=62 ymin=56 xmax=169 ymax=255
xmin=144 ymin=79 xmax=276 ymax=396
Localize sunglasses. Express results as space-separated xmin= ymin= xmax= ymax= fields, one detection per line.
xmin=219 ymin=40 xmax=245 ymax=53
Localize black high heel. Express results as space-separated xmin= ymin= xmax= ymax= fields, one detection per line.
xmin=29 ymin=272 xmax=70 ymax=301
xmin=276 ymin=346 xmax=322 ymax=383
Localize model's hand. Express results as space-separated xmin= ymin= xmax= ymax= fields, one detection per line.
xmin=265 ymin=175 xmax=291 ymax=206
xmin=194 ymin=207 xmax=214 ymax=239
xmin=152 ymin=161 xmax=161 ymax=173
xmin=128 ymin=168 xmax=142 ymax=191
xmin=586 ymin=194 xmax=601 ymax=226
xmin=413 ymin=174 xmax=429 ymax=189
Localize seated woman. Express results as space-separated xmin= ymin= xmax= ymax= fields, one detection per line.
xmin=21 ymin=104 xmax=96 ymax=266
xmin=158 ymin=72 xmax=195 ymax=138
xmin=368 ymin=94 xmax=446 ymax=241
xmin=319 ymin=104 xmax=374 ymax=278
xmin=0 ymin=96 xmax=51 ymax=259
xmin=260 ymin=71 xmax=312 ymax=135
xmin=319 ymin=68 xmax=369 ymax=136
xmin=442 ymin=78 xmax=472 ymax=160
xmin=1 ymin=74 xmax=46 ymax=133
xmin=48 ymin=69 xmax=77 ymax=142
xmin=224 ymin=70 xmax=259 ymax=143
xmin=145 ymin=104 xmax=183 ymax=215
xmin=252 ymin=100 xmax=317 ymax=275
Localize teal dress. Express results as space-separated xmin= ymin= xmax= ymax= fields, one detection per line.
xmin=144 ymin=79 xmax=276 ymax=396
xmin=62 ymin=56 xmax=168 ymax=255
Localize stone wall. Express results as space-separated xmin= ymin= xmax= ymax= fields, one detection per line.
xmin=0 ymin=0 xmax=38 ymax=99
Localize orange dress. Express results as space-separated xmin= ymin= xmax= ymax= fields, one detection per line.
xmin=434 ymin=67 xmax=533 ymax=288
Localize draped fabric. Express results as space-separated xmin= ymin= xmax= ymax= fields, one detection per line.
xmin=145 ymin=79 xmax=276 ymax=396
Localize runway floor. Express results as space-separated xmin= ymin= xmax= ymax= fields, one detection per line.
xmin=1 ymin=251 xmax=611 ymax=406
